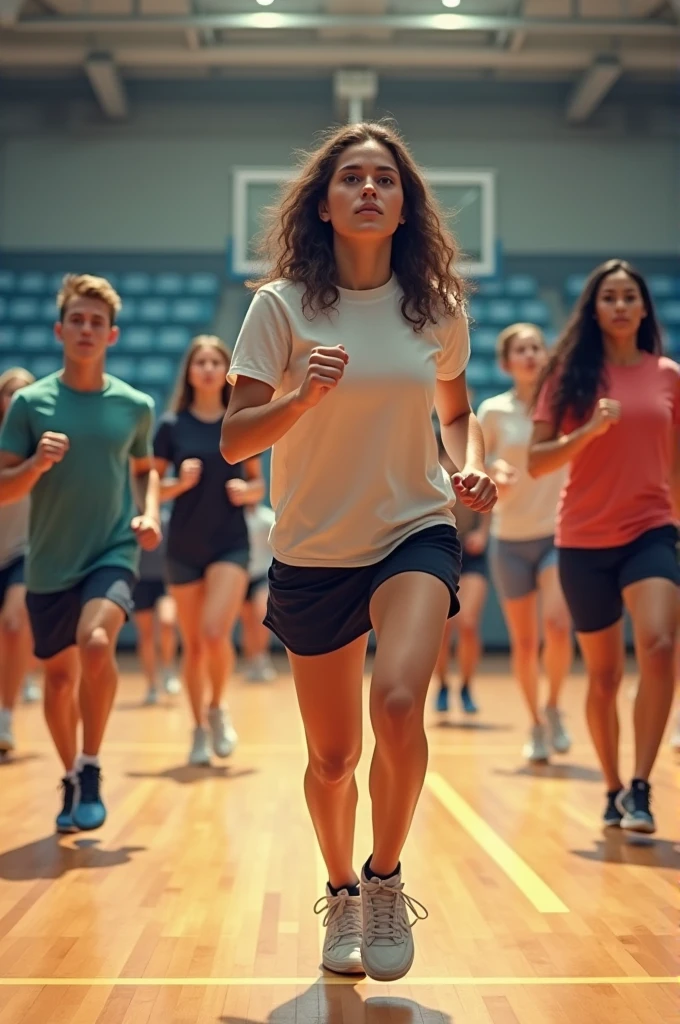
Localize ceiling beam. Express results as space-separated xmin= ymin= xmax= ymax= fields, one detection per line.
xmin=566 ymin=56 xmax=622 ymax=123
xmin=11 ymin=12 xmax=679 ymax=36
xmin=0 ymin=0 xmax=24 ymax=27
xmin=84 ymin=52 xmax=128 ymax=119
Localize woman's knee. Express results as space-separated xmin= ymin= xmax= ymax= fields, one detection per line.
xmin=588 ymin=668 xmax=622 ymax=701
xmin=372 ymin=682 xmax=421 ymax=740
xmin=0 ymin=608 xmax=28 ymax=642
xmin=44 ymin=668 xmax=76 ymax=698
xmin=78 ymin=626 xmax=115 ymax=670
xmin=638 ymin=628 xmax=676 ymax=666
xmin=543 ymin=610 xmax=571 ymax=642
xmin=308 ymin=746 xmax=361 ymax=786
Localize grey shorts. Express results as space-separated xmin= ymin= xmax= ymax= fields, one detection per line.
xmin=489 ymin=534 xmax=557 ymax=601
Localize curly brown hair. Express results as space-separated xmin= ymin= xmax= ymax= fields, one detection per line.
xmin=251 ymin=121 xmax=467 ymax=332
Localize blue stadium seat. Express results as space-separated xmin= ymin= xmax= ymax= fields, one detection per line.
xmin=155 ymin=274 xmax=185 ymax=296
xmin=467 ymin=298 xmax=487 ymax=324
xmin=120 ymin=273 xmax=152 ymax=295
xmin=137 ymin=357 xmax=176 ymax=386
xmin=20 ymin=326 xmax=53 ymax=350
xmin=39 ymin=299 xmax=58 ymax=323
xmin=0 ymin=355 xmax=22 ymax=374
xmin=487 ymin=300 xmax=517 ymax=325
xmin=648 ymin=275 xmax=675 ymax=299
xmin=470 ymin=327 xmax=498 ymax=354
xmin=186 ymin=273 xmax=219 ymax=296
xmin=664 ymin=327 xmax=680 ymax=356
xmin=29 ymin=355 xmax=61 ymax=378
xmin=505 ymin=275 xmax=538 ymax=298
xmin=0 ymin=298 xmax=5 ymax=322
xmin=565 ymin=274 xmax=588 ymax=301
xmin=18 ymin=272 xmax=48 ymax=294
xmin=0 ymin=327 xmax=17 ymax=349
xmin=146 ymin=389 xmax=168 ymax=415
xmin=158 ymin=326 xmax=191 ymax=352
xmin=0 ymin=272 xmax=16 ymax=293
xmin=475 ymin=280 xmax=504 ymax=298
xmin=119 ymin=327 xmax=154 ymax=352
xmin=171 ymin=298 xmax=213 ymax=324
xmin=138 ymin=299 xmax=169 ymax=323
xmin=518 ymin=299 xmax=551 ymax=326
xmin=465 ymin=359 xmax=498 ymax=388
xmin=107 ymin=355 xmax=138 ymax=382
xmin=116 ymin=300 xmax=138 ymax=325
xmin=660 ymin=301 xmax=680 ymax=326
xmin=8 ymin=298 xmax=39 ymax=322
xmin=48 ymin=272 xmax=69 ymax=294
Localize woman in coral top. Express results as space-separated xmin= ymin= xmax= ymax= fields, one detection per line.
xmin=530 ymin=259 xmax=680 ymax=834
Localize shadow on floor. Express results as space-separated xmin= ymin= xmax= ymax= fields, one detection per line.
xmin=0 ymin=836 xmax=146 ymax=881
xmin=0 ymin=752 xmax=44 ymax=767
xmin=494 ymin=762 xmax=603 ymax=782
xmin=572 ymin=831 xmax=680 ymax=868
xmin=126 ymin=765 xmax=258 ymax=785
xmin=432 ymin=719 xmax=511 ymax=733
xmin=220 ymin=981 xmax=453 ymax=1023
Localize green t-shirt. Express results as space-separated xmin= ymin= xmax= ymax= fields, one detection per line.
xmin=0 ymin=372 xmax=154 ymax=593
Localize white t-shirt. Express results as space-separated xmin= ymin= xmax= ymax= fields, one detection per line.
xmin=246 ymin=504 xmax=276 ymax=580
xmin=229 ymin=276 xmax=470 ymax=567
xmin=477 ymin=390 xmax=565 ymax=541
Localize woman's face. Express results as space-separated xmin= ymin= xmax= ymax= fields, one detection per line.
xmin=504 ymin=330 xmax=547 ymax=385
xmin=320 ymin=139 xmax=405 ymax=243
xmin=187 ymin=346 xmax=229 ymax=397
xmin=594 ymin=269 xmax=647 ymax=341
xmin=0 ymin=377 xmax=29 ymax=418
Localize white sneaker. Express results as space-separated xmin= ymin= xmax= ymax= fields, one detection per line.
xmin=143 ymin=687 xmax=159 ymax=706
xmin=207 ymin=706 xmax=237 ymax=758
xmin=545 ymin=706 xmax=571 ymax=754
xmin=314 ymin=885 xmax=364 ymax=975
xmin=245 ymin=655 xmax=277 ymax=683
xmin=188 ymin=725 xmax=211 ymax=766
xmin=360 ymin=866 xmax=428 ymax=982
xmin=0 ymin=709 xmax=14 ymax=753
xmin=163 ymin=672 xmax=182 ymax=696
xmin=523 ymin=723 xmax=550 ymax=763
xmin=22 ymin=678 xmax=41 ymax=703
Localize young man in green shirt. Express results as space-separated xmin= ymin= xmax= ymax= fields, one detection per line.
xmin=0 ymin=274 xmax=161 ymax=832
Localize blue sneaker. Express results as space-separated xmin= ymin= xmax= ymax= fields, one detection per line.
xmin=435 ymin=684 xmax=449 ymax=713
xmin=603 ymin=789 xmax=623 ymax=828
xmin=616 ymin=779 xmax=655 ymax=834
xmin=73 ymin=764 xmax=107 ymax=831
xmin=56 ymin=777 xmax=78 ymax=834
xmin=460 ymin=683 xmax=479 ymax=715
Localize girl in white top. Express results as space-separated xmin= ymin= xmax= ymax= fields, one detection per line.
xmin=0 ymin=368 xmax=35 ymax=754
xmin=478 ymin=324 xmax=572 ymax=763
xmin=222 ymin=122 xmax=496 ymax=983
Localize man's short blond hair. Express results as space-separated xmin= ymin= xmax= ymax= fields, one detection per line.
xmin=57 ymin=274 xmax=122 ymax=325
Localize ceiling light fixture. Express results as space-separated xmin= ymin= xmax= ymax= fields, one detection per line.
xmin=256 ymin=0 xmax=275 ymax=6
xmin=441 ymin=0 xmax=461 ymax=7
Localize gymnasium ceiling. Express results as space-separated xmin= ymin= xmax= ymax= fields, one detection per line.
xmin=1 ymin=0 xmax=678 ymax=118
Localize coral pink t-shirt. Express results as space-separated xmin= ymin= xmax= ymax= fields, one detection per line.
xmin=533 ymin=353 xmax=680 ymax=549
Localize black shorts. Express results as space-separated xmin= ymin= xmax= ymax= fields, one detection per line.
xmin=26 ymin=566 xmax=137 ymax=660
xmin=0 ymin=556 xmax=25 ymax=607
xmin=461 ymin=548 xmax=488 ymax=578
xmin=245 ymin=575 xmax=268 ymax=603
xmin=264 ymin=524 xmax=462 ymax=657
xmin=558 ymin=524 xmax=680 ymax=634
xmin=133 ymin=578 xmax=166 ymax=613
xmin=166 ymin=548 xmax=250 ymax=586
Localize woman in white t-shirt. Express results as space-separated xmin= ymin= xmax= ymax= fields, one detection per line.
xmin=222 ymin=122 xmax=497 ymax=983
xmin=478 ymin=324 xmax=572 ymax=764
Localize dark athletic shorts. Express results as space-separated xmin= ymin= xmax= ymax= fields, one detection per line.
xmin=166 ymin=548 xmax=250 ymax=586
xmin=0 ymin=556 xmax=25 ymax=608
xmin=26 ymin=566 xmax=136 ymax=660
xmin=558 ymin=524 xmax=680 ymax=634
xmin=264 ymin=524 xmax=462 ymax=657
xmin=245 ymin=575 xmax=268 ymax=603
xmin=133 ymin=578 xmax=167 ymax=613
xmin=460 ymin=547 xmax=488 ymax=579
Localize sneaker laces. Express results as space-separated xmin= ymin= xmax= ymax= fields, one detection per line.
xmin=363 ymin=879 xmax=428 ymax=945
xmin=78 ymin=764 xmax=102 ymax=803
xmin=313 ymin=892 xmax=362 ymax=950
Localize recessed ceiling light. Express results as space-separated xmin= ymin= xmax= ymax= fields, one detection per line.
xmin=256 ymin=0 xmax=275 ymax=6
xmin=442 ymin=0 xmax=461 ymax=7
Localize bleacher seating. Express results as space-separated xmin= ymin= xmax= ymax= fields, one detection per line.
xmin=0 ymin=267 xmax=221 ymax=415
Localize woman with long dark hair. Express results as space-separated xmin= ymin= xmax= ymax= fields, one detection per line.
xmin=529 ymin=259 xmax=680 ymax=833
xmin=0 ymin=367 xmax=35 ymax=754
xmin=221 ymin=122 xmax=496 ymax=981
xmin=154 ymin=336 xmax=264 ymax=765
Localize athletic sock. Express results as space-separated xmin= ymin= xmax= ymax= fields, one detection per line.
xmin=363 ymin=856 xmax=400 ymax=882
xmin=76 ymin=753 xmax=101 ymax=773
xmin=328 ymin=881 xmax=360 ymax=897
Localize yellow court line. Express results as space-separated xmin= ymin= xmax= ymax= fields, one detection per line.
xmin=0 ymin=976 xmax=676 ymax=988
xmin=424 ymin=772 xmax=569 ymax=915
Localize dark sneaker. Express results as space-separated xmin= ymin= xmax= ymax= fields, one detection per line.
xmin=603 ymin=789 xmax=623 ymax=828
xmin=435 ymin=684 xmax=449 ymax=713
xmin=460 ymin=683 xmax=479 ymax=715
xmin=616 ymin=779 xmax=655 ymax=834
xmin=73 ymin=764 xmax=107 ymax=831
xmin=56 ymin=777 xmax=79 ymax=834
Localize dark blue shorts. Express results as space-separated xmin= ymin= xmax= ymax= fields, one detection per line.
xmin=0 ymin=556 xmax=25 ymax=608
xmin=133 ymin=578 xmax=167 ymax=613
xmin=461 ymin=547 xmax=488 ymax=579
xmin=166 ymin=548 xmax=250 ymax=586
xmin=264 ymin=524 xmax=462 ymax=657
xmin=26 ymin=566 xmax=136 ymax=660
xmin=558 ymin=524 xmax=680 ymax=634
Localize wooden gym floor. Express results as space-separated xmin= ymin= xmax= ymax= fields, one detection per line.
xmin=0 ymin=654 xmax=678 ymax=1024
